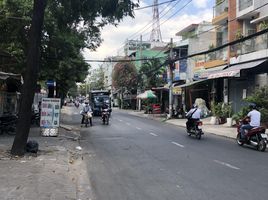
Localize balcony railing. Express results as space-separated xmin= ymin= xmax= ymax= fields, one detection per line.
xmin=205 ymin=47 xmax=228 ymax=62
xmin=213 ymin=0 xmax=228 ymax=18
xmin=231 ymin=32 xmax=268 ymax=56
xmin=238 ymin=0 xmax=253 ymax=11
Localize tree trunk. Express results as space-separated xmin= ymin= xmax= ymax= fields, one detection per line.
xmin=11 ymin=0 xmax=47 ymax=156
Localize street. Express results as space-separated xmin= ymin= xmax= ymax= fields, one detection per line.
xmin=65 ymin=106 xmax=268 ymax=200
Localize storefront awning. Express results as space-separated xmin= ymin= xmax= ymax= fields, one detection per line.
xmin=177 ymin=79 xmax=208 ymax=88
xmin=208 ymin=60 xmax=266 ymax=79
xmin=197 ymin=65 xmax=227 ymax=79
xmin=0 ymin=72 xmax=21 ymax=80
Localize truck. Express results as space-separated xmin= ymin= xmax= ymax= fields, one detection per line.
xmin=89 ymin=90 xmax=111 ymax=116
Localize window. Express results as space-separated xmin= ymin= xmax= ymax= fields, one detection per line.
xmin=239 ymin=0 xmax=253 ymax=11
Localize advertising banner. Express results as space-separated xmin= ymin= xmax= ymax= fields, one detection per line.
xmin=40 ymin=98 xmax=61 ymax=128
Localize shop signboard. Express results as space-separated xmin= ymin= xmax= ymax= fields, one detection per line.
xmin=173 ymin=59 xmax=187 ymax=81
xmin=40 ymin=98 xmax=61 ymax=136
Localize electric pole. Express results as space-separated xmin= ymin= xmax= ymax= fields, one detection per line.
xmin=168 ymin=38 xmax=174 ymax=119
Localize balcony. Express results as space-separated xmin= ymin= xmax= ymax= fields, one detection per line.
xmin=238 ymin=0 xmax=253 ymax=11
xmin=194 ymin=47 xmax=228 ymax=70
xmin=237 ymin=0 xmax=259 ymax=19
xmin=230 ymin=32 xmax=268 ymax=60
xmin=212 ymin=0 xmax=228 ymax=25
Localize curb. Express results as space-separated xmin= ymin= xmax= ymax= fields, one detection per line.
xmin=60 ymin=124 xmax=73 ymax=131
xmin=124 ymin=110 xmax=237 ymax=139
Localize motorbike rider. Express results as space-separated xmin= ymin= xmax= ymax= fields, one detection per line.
xmin=81 ymin=101 xmax=92 ymax=125
xmin=240 ymin=103 xmax=261 ymax=140
xmin=186 ymin=104 xmax=201 ymax=131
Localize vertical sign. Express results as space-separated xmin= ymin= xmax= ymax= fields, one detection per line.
xmin=40 ymin=98 xmax=61 ymax=136
xmin=174 ymin=61 xmax=180 ymax=81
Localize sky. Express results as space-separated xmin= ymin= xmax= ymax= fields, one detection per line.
xmin=82 ymin=0 xmax=214 ymax=68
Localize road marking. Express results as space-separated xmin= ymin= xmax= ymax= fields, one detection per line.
xmin=118 ymin=119 xmax=122 ymax=122
xmin=171 ymin=142 xmax=185 ymax=148
xmin=149 ymin=132 xmax=158 ymax=137
xmin=126 ymin=123 xmax=130 ymax=126
xmin=136 ymin=127 xmax=141 ymax=130
xmin=213 ymin=160 xmax=240 ymax=170
xmin=74 ymin=112 xmax=79 ymax=115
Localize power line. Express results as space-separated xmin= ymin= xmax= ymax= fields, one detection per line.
xmin=122 ymin=0 xmax=192 ymax=60
xmin=174 ymin=28 xmax=268 ymax=62
xmin=189 ymin=2 xmax=268 ymax=43
xmin=83 ymin=55 xmax=168 ymax=63
xmin=135 ymin=0 xmax=180 ymax=10
xmin=116 ymin=0 xmax=182 ymax=52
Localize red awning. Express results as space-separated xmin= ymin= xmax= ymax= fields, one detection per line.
xmin=208 ymin=60 xmax=266 ymax=79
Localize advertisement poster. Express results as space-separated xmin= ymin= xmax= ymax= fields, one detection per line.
xmin=40 ymin=98 xmax=61 ymax=128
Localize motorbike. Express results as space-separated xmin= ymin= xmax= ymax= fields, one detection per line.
xmin=0 ymin=114 xmax=18 ymax=135
xmin=74 ymin=102 xmax=79 ymax=108
xmin=31 ymin=111 xmax=40 ymax=126
xmin=82 ymin=112 xmax=93 ymax=127
xmin=102 ymin=109 xmax=110 ymax=125
xmin=186 ymin=120 xmax=204 ymax=140
xmin=236 ymin=118 xmax=267 ymax=151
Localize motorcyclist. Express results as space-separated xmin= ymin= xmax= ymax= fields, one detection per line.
xmin=240 ymin=103 xmax=261 ymax=140
xmin=81 ymin=101 xmax=92 ymax=125
xmin=74 ymin=99 xmax=79 ymax=108
xmin=186 ymin=104 xmax=201 ymax=131
xmin=101 ymin=103 xmax=110 ymax=117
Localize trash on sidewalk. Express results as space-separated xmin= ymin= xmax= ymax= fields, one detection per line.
xmin=25 ymin=140 xmax=39 ymax=153
xmin=75 ymin=146 xmax=82 ymax=151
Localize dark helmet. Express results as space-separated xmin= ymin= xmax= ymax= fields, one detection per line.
xmin=249 ymin=103 xmax=256 ymax=109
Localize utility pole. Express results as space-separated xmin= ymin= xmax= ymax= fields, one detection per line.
xmin=168 ymin=38 xmax=174 ymax=119
xmin=137 ymin=35 xmax=143 ymax=111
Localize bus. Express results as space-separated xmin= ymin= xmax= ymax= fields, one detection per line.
xmin=89 ymin=90 xmax=111 ymax=116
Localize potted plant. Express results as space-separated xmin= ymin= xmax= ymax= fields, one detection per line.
xmin=210 ymin=101 xmax=223 ymax=125
xmin=222 ymin=103 xmax=233 ymax=126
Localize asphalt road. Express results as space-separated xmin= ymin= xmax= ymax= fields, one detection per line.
xmin=65 ymin=106 xmax=268 ymax=200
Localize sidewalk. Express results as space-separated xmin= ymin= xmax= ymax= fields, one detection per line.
xmin=119 ymin=109 xmax=238 ymax=139
xmin=0 ymin=124 xmax=93 ymax=199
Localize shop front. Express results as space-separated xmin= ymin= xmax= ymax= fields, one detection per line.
xmin=0 ymin=72 xmax=21 ymax=116
xmin=208 ymin=59 xmax=268 ymax=112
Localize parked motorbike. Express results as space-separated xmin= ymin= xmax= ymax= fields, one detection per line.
xmin=236 ymin=118 xmax=267 ymax=151
xmin=31 ymin=111 xmax=40 ymax=126
xmin=83 ymin=111 xmax=93 ymax=127
xmin=0 ymin=114 xmax=18 ymax=135
xmin=102 ymin=109 xmax=110 ymax=125
xmin=186 ymin=120 xmax=204 ymax=140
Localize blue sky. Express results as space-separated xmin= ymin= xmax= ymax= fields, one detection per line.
xmin=83 ymin=0 xmax=215 ymax=66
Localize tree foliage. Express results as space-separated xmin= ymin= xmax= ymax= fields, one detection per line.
xmin=245 ymin=86 xmax=268 ymax=123
xmin=0 ymin=0 xmax=140 ymax=97
xmin=89 ymin=66 xmax=105 ymax=91
xmin=138 ymin=58 xmax=166 ymax=90
xmin=112 ymin=61 xmax=137 ymax=92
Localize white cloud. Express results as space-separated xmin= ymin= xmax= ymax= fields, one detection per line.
xmin=83 ymin=3 xmax=213 ymax=67
xmin=193 ymin=0 xmax=209 ymax=8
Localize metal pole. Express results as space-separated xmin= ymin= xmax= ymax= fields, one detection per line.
xmin=168 ymin=38 xmax=173 ymax=119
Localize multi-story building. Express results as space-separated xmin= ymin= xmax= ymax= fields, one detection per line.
xmin=208 ymin=0 xmax=268 ymax=112
xmin=174 ymin=21 xmax=217 ymax=109
xmin=123 ymin=39 xmax=152 ymax=57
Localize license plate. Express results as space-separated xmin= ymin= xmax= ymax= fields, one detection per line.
xmin=261 ymin=134 xmax=267 ymax=138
